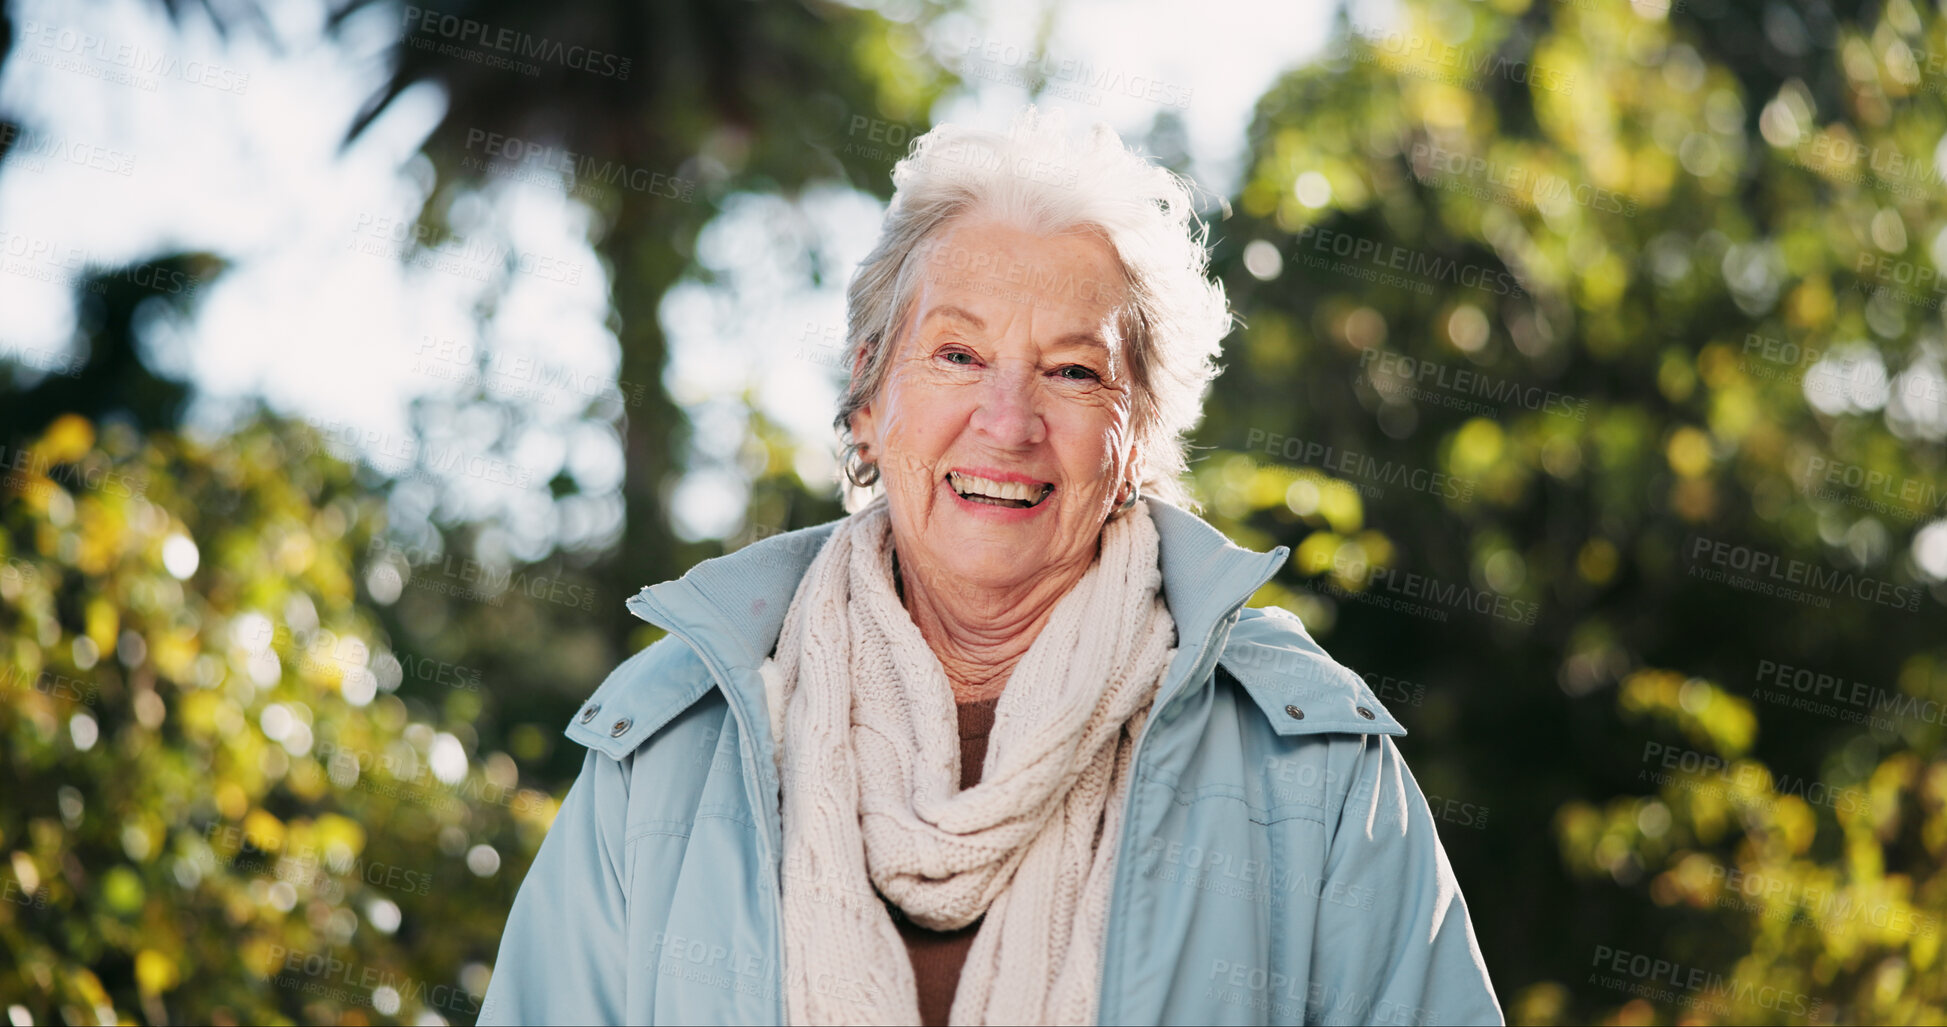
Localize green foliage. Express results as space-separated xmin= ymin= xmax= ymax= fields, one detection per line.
xmin=0 ymin=416 xmax=557 ymax=1024
xmin=1190 ymin=0 xmax=1947 ymax=1023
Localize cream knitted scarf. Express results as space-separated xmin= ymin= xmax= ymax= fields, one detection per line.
xmin=757 ymin=493 xmax=1177 ymax=1026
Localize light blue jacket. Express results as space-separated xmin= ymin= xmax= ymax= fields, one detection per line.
xmin=480 ymin=499 xmax=1503 ymax=1026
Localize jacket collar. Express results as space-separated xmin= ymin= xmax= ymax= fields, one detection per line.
xmin=625 ymin=496 xmax=1289 ymax=680
xmin=610 ymin=497 xmax=1404 ymax=761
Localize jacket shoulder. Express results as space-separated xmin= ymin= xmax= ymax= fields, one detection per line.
xmin=1218 ymin=605 xmax=1407 ymax=737
xmin=561 ymin=634 xmax=721 ymax=761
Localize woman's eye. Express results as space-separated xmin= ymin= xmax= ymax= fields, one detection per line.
xmin=941 ymin=350 xmax=976 ymax=365
xmin=1057 ymin=365 xmax=1100 ymax=381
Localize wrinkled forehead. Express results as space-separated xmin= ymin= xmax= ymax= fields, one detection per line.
xmin=905 ymin=224 xmax=1135 ymax=350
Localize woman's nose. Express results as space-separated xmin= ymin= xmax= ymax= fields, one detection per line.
xmin=970 ymin=364 xmax=1045 ymax=446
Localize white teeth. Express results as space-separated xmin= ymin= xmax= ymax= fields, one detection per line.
xmin=948 ymin=471 xmax=1050 ymax=503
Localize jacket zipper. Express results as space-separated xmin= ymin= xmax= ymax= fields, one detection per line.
xmin=1093 ymin=557 xmax=1281 ymax=1025
xmin=627 ymin=589 xmax=790 ymax=1025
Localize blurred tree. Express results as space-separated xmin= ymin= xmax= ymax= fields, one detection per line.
xmin=1194 ymin=0 xmax=1947 ymax=1022
xmin=0 ymin=258 xmax=218 ymax=434
xmin=324 ymin=0 xmax=965 ymax=796
xmin=0 ymin=1 xmax=961 ymax=1023
xmin=341 ymin=0 xmax=962 ymax=641
xmin=0 ymin=413 xmax=558 ymax=1024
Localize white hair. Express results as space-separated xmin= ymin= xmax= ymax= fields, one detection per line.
xmin=835 ymin=105 xmax=1233 ymax=510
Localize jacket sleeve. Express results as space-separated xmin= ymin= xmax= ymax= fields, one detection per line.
xmin=1307 ymin=733 xmax=1503 ymax=1026
xmin=479 ymin=748 xmax=633 ymax=1025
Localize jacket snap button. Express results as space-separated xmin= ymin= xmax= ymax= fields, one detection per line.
xmin=580 ymin=704 xmax=600 ymax=724
xmin=1284 ymin=705 xmax=1304 ymax=720
xmin=1356 ymin=706 xmax=1375 ymax=720
xmin=610 ymin=717 xmax=633 ymax=737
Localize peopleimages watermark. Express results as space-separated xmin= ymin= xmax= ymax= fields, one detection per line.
xmin=1358 ymin=349 xmax=1588 ymax=420
xmin=2 ymin=875 xmax=51 ymax=909
xmin=1408 ymin=142 xmax=1637 ymax=217
xmin=1293 ymin=226 xmax=1528 ymax=298
xmin=1 ymin=231 xmax=206 ymax=299
xmin=1365 ymin=672 xmax=1425 ymax=709
xmin=312 ymin=737 xmax=543 ymax=816
xmin=1707 ymin=863 xmax=1938 ymax=937
xmin=459 ymin=129 xmax=693 ymax=202
xmin=202 ymin=822 xmax=434 ymax=896
xmin=367 ymin=539 xmax=598 ymax=613
xmin=347 ymin=212 xmax=585 ymax=287
xmin=1310 ymin=563 xmax=1539 ymax=627
xmin=1739 ymin=332 xmax=1828 ymax=384
xmin=842 ymin=116 xmax=920 ymax=165
xmin=411 ymin=334 xmax=651 ymax=410
xmin=1264 ymin=747 xmax=1489 ymax=829
xmin=16 ymin=20 xmax=251 ymax=94
xmin=956 ymin=37 xmax=1193 ymax=110
xmin=1686 ymin=535 xmax=1923 ymax=614
xmin=300 ymin=418 xmax=537 ymax=490
xmin=1792 ymin=134 xmax=1945 ymax=203
xmin=1243 ymin=428 xmax=1478 ymax=502
xmin=915 ymin=133 xmax=1084 ymax=191
xmin=0 ymin=340 xmax=86 ymax=379
xmin=402 ymin=6 xmax=631 ymax=80
xmin=1891 ymin=44 xmax=1947 ymax=92
xmin=262 ymin=945 xmax=481 ymax=1018
xmin=0 ymin=230 xmax=92 ymax=293
xmin=645 ymin=931 xmax=879 ymax=1005
xmin=240 ymin=614 xmax=483 ymax=693
xmin=1422 ymin=793 xmax=1490 ymax=830
xmin=1260 ymin=756 xmax=1351 ymax=809
xmin=1855 ymin=252 xmax=1947 ymax=311
xmin=1752 ymin=659 xmax=1942 ymax=731
xmin=0 ymin=443 xmax=146 ymax=499
xmin=1738 ymin=332 xmax=1945 ymax=405
xmin=1588 ymin=946 xmax=1822 ymax=1019
xmin=1337 ymin=30 xmax=1574 ymax=95
xmin=1802 ymin=455 xmax=1947 ymax=523
xmin=1227 ymin=645 xmax=1427 ymax=712
xmin=1 ymin=664 xmax=100 ymax=706
xmin=793 ymin=322 xmax=850 ymax=372
xmin=917 ymin=238 xmax=1122 ymax=308
xmin=1639 ymin=741 xmax=1870 ymax=815
xmin=0 ymin=124 xmax=137 ymax=177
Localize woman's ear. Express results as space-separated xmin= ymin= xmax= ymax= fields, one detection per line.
xmin=849 ymin=341 xmax=884 ymax=452
xmin=849 ymin=406 xmax=875 ymax=458
xmin=850 ymin=340 xmax=869 ymax=384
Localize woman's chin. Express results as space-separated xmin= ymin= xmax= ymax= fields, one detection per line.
xmin=905 ymin=532 xmax=1067 ymax=598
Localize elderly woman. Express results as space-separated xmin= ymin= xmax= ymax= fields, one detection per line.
xmin=481 ymin=109 xmax=1502 ymax=1026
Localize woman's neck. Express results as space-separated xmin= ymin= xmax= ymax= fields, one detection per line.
xmin=892 ymin=545 xmax=1093 ymax=703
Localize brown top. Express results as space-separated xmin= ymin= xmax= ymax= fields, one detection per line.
xmin=887 ymin=694 xmax=1001 ymax=1027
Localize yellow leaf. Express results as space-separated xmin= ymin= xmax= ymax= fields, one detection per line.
xmin=215 ymin=782 xmax=248 ymax=822
xmin=85 ymin=598 xmax=118 ymax=652
xmin=242 ymin=808 xmax=285 ymax=853
xmin=36 ymin=414 xmax=95 ymax=465
xmin=1666 ymin=426 xmax=1713 ymax=478
xmin=135 ymin=949 xmax=179 ymax=995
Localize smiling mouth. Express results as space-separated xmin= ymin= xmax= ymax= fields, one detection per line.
xmin=947 ymin=470 xmax=1055 ymax=509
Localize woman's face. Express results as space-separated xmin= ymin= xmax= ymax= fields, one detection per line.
xmin=851 ymin=217 xmax=1139 ymax=595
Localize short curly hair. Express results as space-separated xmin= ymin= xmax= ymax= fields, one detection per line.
xmin=834 ymin=105 xmax=1234 ymax=510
